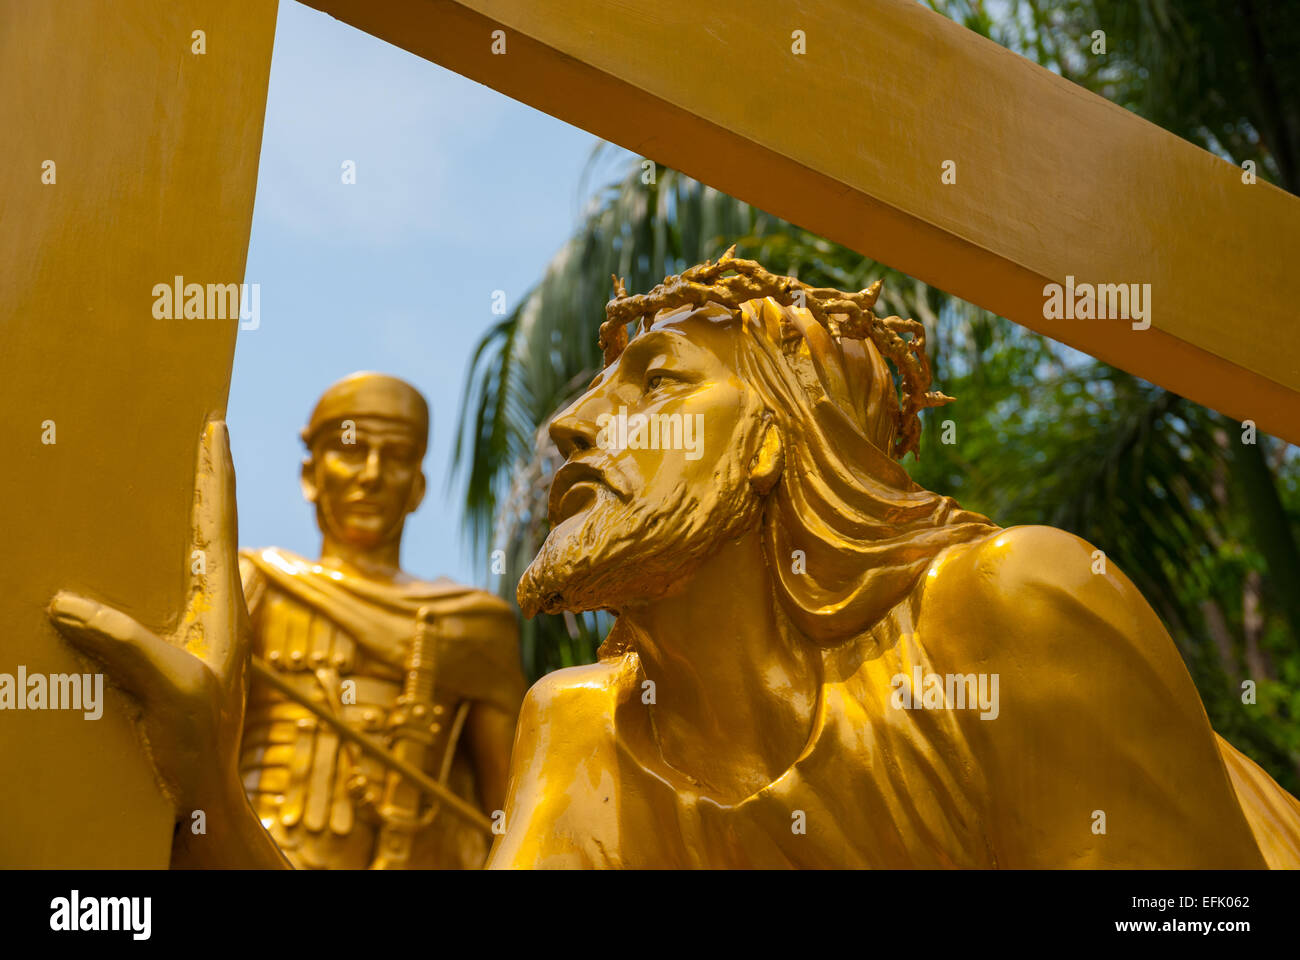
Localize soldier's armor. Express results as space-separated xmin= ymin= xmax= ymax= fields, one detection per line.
xmin=238 ymin=558 xmax=489 ymax=869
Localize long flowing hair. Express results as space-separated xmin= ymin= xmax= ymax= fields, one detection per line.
xmin=733 ymin=296 xmax=997 ymax=646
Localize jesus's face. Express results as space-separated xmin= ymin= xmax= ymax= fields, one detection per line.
xmin=518 ymin=306 xmax=771 ymax=617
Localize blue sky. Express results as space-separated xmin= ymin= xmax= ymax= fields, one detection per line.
xmin=230 ymin=1 xmax=633 ymax=588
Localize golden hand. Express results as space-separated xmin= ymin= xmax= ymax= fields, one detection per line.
xmin=46 ymin=420 xmax=286 ymax=867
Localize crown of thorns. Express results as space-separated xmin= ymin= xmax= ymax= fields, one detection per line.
xmin=598 ymin=247 xmax=951 ymax=460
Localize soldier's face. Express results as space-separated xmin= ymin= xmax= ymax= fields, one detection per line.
xmin=305 ymin=417 xmax=426 ymax=550
xmin=518 ymin=308 xmax=769 ymax=616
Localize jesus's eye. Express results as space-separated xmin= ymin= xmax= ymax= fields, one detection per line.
xmin=645 ymin=369 xmax=677 ymax=392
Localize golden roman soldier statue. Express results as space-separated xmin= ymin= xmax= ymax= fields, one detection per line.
xmin=238 ymin=373 xmax=526 ymax=869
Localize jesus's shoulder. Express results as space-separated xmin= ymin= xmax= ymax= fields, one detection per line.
xmin=917 ymin=524 xmax=1173 ymax=670
xmin=912 ymin=525 xmax=1262 ymax=866
xmin=518 ymin=657 xmax=631 ymax=732
xmin=489 ymin=657 xmax=633 ymax=867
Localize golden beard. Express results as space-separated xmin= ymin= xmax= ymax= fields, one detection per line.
xmin=518 ymin=454 xmax=760 ymax=619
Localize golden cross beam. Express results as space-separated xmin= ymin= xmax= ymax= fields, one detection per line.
xmin=308 ymin=0 xmax=1300 ymax=442
xmin=0 ymin=0 xmax=277 ymax=867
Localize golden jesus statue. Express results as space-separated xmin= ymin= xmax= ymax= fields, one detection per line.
xmin=48 ymin=255 xmax=1300 ymax=868
xmin=494 ymin=252 xmax=1300 ymax=868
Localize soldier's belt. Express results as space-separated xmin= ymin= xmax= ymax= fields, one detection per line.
xmin=248 ymin=655 xmax=492 ymax=837
xmin=251 ymin=671 xmax=401 ymax=718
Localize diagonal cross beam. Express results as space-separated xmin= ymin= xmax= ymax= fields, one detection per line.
xmin=305 ymin=0 xmax=1300 ymax=442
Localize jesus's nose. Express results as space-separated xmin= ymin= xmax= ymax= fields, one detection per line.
xmin=549 ymin=396 xmax=604 ymax=459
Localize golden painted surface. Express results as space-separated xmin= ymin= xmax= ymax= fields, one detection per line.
xmin=15 ymin=2 xmax=1296 ymax=871
xmin=1 ymin=0 xmax=278 ymax=867
xmin=492 ymin=253 xmax=1300 ymax=868
xmin=50 ymin=375 xmax=524 ymax=868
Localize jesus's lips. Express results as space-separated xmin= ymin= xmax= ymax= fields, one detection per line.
xmin=548 ymin=460 xmax=627 ymax=524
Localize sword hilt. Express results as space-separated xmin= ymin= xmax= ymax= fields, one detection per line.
xmin=402 ymin=606 xmax=438 ymax=706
